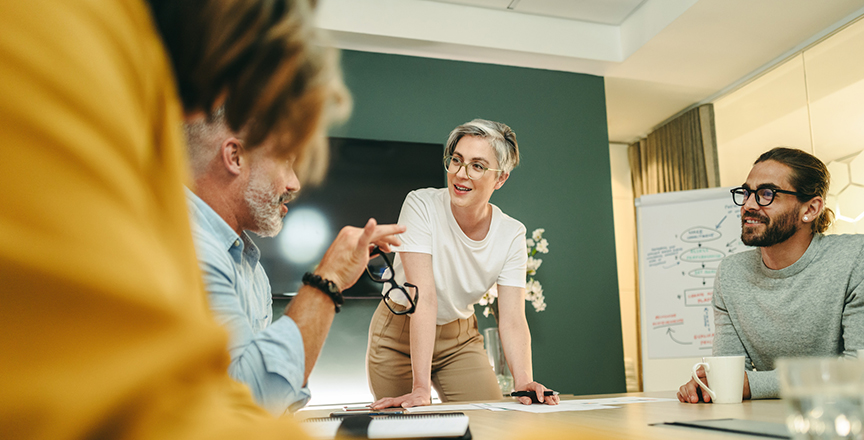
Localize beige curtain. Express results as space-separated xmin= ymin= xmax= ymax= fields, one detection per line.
xmin=625 ymin=104 xmax=720 ymax=391
xmin=628 ymin=104 xmax=720 ymax=198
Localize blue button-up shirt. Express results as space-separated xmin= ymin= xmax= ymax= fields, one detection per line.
xmin=186 ymin=189 xmax=310 ymax=415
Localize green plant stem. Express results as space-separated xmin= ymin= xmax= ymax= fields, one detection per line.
xmin=490 ymin=299 xmax=500 ymax=326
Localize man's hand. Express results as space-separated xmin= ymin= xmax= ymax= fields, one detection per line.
xmin=286 ymin=218 xmax=405 ymax=383
xmin=677 ymin=366 xmax=751 ymax=403
xmin=677 ymin=366 xmax=710 ymax=403
xmin=514 ymin=381 xmax=560 ymax=405
xmin=370 ymin=388 xmax=432 ymax=409
xmin=315 ymin=218 xmax=405 ymax=291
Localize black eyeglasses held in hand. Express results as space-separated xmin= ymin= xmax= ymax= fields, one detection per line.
xmin=366 ymin=246 xmax=418 ymax=315
xmin=730 ymin=186 xmax=814 ymax=207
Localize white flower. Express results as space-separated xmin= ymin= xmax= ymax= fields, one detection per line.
xmin=532 ymin=228 xmax=545 ymax=241
xmin=530 ymin=288 xmax=546 ymax=311
xmin=536 ymin=238 xmax=549 ymax=254
xmin=527 ymin=257 xmax=542 ymax=276
xmin=527 ymin=279 xmax=543 ymax=296
xmin=532 ymin=298 xmax=546 ymax=312
xmin=486 ymin=284 xmax=498 ymax=298
xmin=520 ymin=228 xmax=549 ymax=314
xmin=480 ymin=286 xmax=496 ymax=308
xmin=483 ymin=306 xmax=491 ymax=318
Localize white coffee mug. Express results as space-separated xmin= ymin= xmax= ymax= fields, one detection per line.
xmin=691 ymin=356 xmax=745 ymax=404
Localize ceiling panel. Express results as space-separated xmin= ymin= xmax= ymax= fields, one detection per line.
xmin=515 ymin=0 xmax=645 ymax=25
xmin=431 ymin=0 xmax=512 ymax=10
xmin=321 ymin=0 xmax=864 ymax=143
xmin=431 ymin=0 xmax=646 ymax=25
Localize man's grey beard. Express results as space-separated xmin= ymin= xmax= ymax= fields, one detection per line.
xmin=244 ymin=177 xmax=297 ymax=238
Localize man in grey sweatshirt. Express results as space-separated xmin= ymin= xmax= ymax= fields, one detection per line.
xmin=678 ymin=147 xmax=864 ymax=403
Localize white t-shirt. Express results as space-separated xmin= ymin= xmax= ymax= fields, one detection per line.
xmin=389 ymin=188 xmax=527 ymax=325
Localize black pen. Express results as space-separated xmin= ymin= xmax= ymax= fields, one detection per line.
xmin=510 ymin=390 xmax=557 ymax=398
xmin=510 ymin=390 xmax=558 ymax=404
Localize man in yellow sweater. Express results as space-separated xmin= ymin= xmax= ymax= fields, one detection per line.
xmin=0 ymin=0 xmax=398 ymax=438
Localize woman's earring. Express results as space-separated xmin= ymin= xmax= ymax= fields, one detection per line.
xmin=803 ymin=216 xmax=809 ymax=221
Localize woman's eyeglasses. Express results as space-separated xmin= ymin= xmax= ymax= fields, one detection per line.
xmin=443 ymin=155 xmax=502 ymax=180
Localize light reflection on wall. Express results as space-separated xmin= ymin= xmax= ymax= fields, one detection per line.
xmin=278 ymin=207 xmax=331 ymax=265
xmin=826 ymin=149 xmax=864 ymax=230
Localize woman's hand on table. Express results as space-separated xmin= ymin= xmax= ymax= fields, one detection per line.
xmin=370 ymin=388 xmax=432 ymax=409
xmin=514 ymin=381 xmax=559 ymax=405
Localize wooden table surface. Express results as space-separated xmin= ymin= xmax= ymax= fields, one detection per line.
xmin=295 ymin=391 xmax=789 ymax=439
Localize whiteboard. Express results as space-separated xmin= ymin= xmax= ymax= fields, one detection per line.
xmin=636 ymin=187 xmax=751 ymax=364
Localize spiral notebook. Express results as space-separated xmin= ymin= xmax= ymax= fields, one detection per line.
xmin=300 ymin=413 xmax=471 ymax=439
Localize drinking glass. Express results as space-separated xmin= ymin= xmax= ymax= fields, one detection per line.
xmin=778 ymin=357 xmax=864 ymax=439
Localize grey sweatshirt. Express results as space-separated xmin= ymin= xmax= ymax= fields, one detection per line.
xmin=712 ymin=233 xmax=864 ymax=399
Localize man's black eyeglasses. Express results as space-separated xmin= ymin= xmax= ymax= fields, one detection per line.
xmin=730 ymin=186 xmax=814 ymax=207
xmin=367 ymin=246 xmax=418 ymax=315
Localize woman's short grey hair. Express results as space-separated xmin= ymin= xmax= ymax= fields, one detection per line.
xmin=445 ymin=119 xmax=520 ymax=174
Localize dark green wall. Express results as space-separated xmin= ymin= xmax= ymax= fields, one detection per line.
xmin=332 ymin=50 xmax=625 ymax=395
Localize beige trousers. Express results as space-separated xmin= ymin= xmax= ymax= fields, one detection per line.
xmin=366 ymin=301 xmax=503 ymax=402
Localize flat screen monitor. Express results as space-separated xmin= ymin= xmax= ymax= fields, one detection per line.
xmin=249 ymin=137 xmax=445 ymax=298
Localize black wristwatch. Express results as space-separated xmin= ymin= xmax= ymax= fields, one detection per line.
xmin=302 ymin=272 xmax=344 ymax=313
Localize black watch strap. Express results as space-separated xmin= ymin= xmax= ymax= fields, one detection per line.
xmin=302 ymin=272 xmax=344 ymax=313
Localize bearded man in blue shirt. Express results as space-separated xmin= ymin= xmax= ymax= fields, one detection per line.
xmin=184 ymin=108 xmax=405 ymax=415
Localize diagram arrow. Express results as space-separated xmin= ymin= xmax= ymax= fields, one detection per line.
xmin=716 ymin=215 xmax=727 ymax=229
xmin=666 ymin=328 xmax=692 ymax=345
xmin=663 ymin=261 xmax=680 ymax=269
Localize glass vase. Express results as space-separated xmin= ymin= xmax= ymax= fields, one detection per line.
xmin=483 ymin=327 xmax=514 ymax=396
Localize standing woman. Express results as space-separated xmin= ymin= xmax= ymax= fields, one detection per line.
xmin=367 ymin=119 xmax=558 ymax=408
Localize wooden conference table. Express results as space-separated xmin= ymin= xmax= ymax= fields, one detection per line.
xmin=295 ymin=391 xmax=788 ymax=439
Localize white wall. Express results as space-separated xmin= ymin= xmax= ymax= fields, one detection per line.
xmin=609 ymin=143 xmax=640 ymax=392
xmin=714 ymin=54 xmax=812 ymax=187
xmin=715 ymin=17 xmax=864 ymax=235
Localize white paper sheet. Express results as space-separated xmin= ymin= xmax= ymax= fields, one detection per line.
xmin=471 ymin=403 xmax=511 ymax=411
xmin=489 ymin=402 xmax=620 ymax=413
xmin=402 ymin=396 xmax=676 ymax=414
xmin=568 ymin=397 xmax=678 ymax=405
xmin=404 ymin=403 xmax=487 ymax=413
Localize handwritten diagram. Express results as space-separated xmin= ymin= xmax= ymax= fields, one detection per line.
xmin=636 ymin=188 xmax=751 ymax=359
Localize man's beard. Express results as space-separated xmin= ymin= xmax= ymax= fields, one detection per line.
xmin=244 ymin=175 xmax=296 ymax=238
xmin=741 ymin=208 xmax=799 ymax=247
